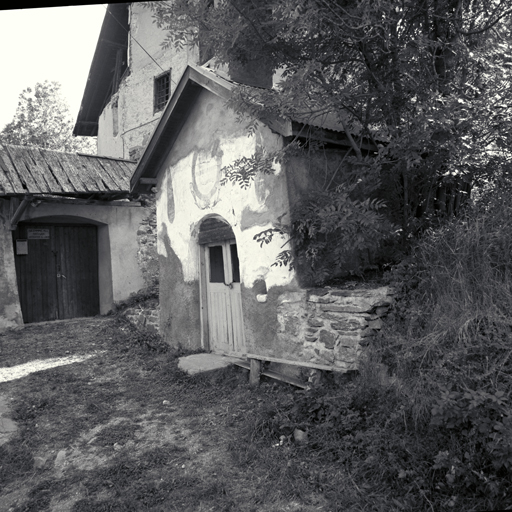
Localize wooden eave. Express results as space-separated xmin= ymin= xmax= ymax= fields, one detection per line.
xmin=131 ymin=66 xmax=227 ymax=194
xmin=73 ymin=3 xmax=129 ymax=137
xmin=290 ymin=122 xmax=378 ymax=152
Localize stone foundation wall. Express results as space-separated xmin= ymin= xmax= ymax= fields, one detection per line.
xmin=122 ymin=304 xmax=160 ymax=334
xmin=137 ymin=195 xmax=159 ymax=288
xmin=275 ymin=285 xmax=394 ymax=371
xmin=121 ymin=284 xmax=392 ymax=370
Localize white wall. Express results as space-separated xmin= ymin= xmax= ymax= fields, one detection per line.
xmin=157 ymin=89 xmax=295 ymax=291
xmin=0 ymin=199 xmax=24 ymax=330
xmin=97 ymin=3 xmax=199 ymax=159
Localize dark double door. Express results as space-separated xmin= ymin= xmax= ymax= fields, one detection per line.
xmin=14 ymin=223 xmax=100 ymax=323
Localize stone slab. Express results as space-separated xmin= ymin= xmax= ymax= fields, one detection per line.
xmin=178 ymin=353 xmax=242 ymax=375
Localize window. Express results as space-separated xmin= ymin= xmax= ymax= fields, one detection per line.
xmin=154 ymin=71 xmax=170 ymax=112
xmin=209 ymin=245 xmax=225 ymax=283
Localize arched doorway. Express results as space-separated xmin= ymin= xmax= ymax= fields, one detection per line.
xmin=13 ymin=220 xmax=100 ymax=323
xmin=199 ymin=217 xmax=245 ymax=355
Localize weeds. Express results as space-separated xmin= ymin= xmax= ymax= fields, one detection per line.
xmin=113 ymin=285 xmax=159 ymax=312
xmin=363 ymin=193 xmax=512 ymax=509
xmin=0 ymin=440 xmax=34 ymax=489
xmin=2 ymin=318 xmax=351 ymax=511
xmin=5 ymin=192 xmax=512 ymax=512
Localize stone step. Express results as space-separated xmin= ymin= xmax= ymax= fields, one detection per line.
xmin=177 ymin=353 xmax=242 ymax=375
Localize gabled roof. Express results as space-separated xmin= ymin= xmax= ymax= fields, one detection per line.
xmin=131 ymin=64 xmax=378 ymax=194
xmin=130 ymin=64 xmax=294 ymax=194
xmin=0 ymin=144 xmax=135 ymax=197
xmin=73 ymin=3 xmax=129 ymax=137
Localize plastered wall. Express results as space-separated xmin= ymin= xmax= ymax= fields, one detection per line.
xmin=0 ymin=199 xmax=148 ymax=330
xmin=0 ymin=200 xmax=24 ymax=330
xmin=152 ymin=86 xmax=395 ymax=371
xmin=155 ymin=89 xmax=300 ymax=349
xmin=97 ymin=3 xmax=199 ymax=159
xmin=21 ymin=202 xmax=147 ymax=311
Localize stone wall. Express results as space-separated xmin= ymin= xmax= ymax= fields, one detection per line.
xmin=275 ymin=284 xmax=394 ymax=371
xmin=120 ymin=283 xmax=391 ymax=371
xmin=122 ymin=303 xmax=160 ymax=334
xmin=136 ymin=194 xmax=159 ymax=288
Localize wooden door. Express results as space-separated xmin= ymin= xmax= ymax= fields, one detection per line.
xmin=205 ymin=240 xmax=245 ymax=354
xmin=14 ymin=223 xmax=100 ymax=323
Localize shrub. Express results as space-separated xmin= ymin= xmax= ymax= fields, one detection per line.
xmin=374 ymin=191 xmax=512 ymax=508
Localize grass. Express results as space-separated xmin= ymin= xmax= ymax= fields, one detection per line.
xmin=5 ymin=193 xmax=512 ymax=512
xmin=0 ymin=317 xmax=357 ymax=511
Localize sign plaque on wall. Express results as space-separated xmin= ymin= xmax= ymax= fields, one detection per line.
xmin=27 ymin=228 xmax=50 ymax=239
xmin=16 ymin=239 xmax=28 ymax=255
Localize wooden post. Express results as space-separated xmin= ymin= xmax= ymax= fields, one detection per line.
xmin=249 ymin=358 xmax=261 ymax=388
xmin=9 ymin=195 xmax=32 ymax=230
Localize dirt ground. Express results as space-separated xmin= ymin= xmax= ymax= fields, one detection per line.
xmin=0 ymin=316 xmax=335 ymax=512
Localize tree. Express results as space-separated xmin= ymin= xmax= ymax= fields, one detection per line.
xmin=149 ymin=0 xmax=512 ymax=280
xmin=0 ymin=81 xmax=95 ymax=154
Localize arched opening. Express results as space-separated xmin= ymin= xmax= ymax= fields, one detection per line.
xmin=198 ymin=216 xmax=245 ymax=355
xmin=198 ymin=216 xmax=235 ymax=244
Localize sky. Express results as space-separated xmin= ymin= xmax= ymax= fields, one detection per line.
xmin=0 ymin=4 xmax=107 ymax=131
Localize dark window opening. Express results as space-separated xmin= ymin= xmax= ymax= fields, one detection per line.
xmin=209 ymin=246 xmax=225 ymax=283
xmin=154 ymin=71 xmax=171 ymax=112
xmin=230 ymin=244 xmax=240 ymax=283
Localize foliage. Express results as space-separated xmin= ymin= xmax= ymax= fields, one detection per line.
xmin=225 ymin=188 xmax=512 ymax=510
xmin=149 ymin=0 xmax=512 ymax=280
xmin=0 ymin=81 xmax=95 ymax=154
xmin=4 ymin=310 xmax=512 ymax=510
xmin=114 ymin=285 xmax=159 ymax=312
xmin=432 ymin=387 xmax=512 ymax=466
xmin=291 ymin=185 xmax=396 ymax=283
xmin=220 ymin=151 xmax=277 ymax=188
xmin=364 ymin=190 xmax=512 ymax=508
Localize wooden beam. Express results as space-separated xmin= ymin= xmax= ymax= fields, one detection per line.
xmin=32 ymin=196 xmax=141 ymax=207
xmin=245 ymin=353 xmax=347 ymax=372
xmin=9 ymin=195 xmax=32 ymax=230
xmin=249 ymin=359 xmax=261 ymax=388
xmin=100 ymin=38 xmax=127 ymax=49
xmin=234 ymin=360 xmax=308 ymax=389
xmin=199 ymin=246 xmax=210 ymax=351
xmin=261 ymin=368 xmax=308 ymax=389
xmin=113 ymin=47 xmax=123 ymax=92
xmin=139 ymin=178 xmax=158 ymax=185
xmin=198 ymin=226 xmax=236 ymax=245
xmin=291 ymin=122 xmax=378 ymax=152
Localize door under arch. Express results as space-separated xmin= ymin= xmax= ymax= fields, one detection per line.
xmin=199 ymin=217 xmax=245 ymax=355
xmin=13 ymin=222 xmax=100 ymax=323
